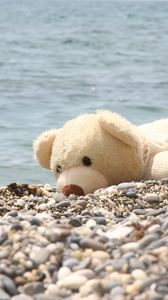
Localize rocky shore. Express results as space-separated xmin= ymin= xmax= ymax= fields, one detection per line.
xmin=0 ymin=179 xmax=168 ymax=300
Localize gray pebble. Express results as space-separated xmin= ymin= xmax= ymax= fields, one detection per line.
xmin=126 ymin=189 xmax=137 ymax=198
xmin=138 ymin=233 xmax=159 ymax=249
xmin=94 ymin=217 xmax=107 ymax=225
xmin=147 ymin=239 xmax=167 ymax=250
xmin=110 ymin=286 xmax=125 ymax=296
xmin=0 ymin=275 xmax=17 ymax=296
xmin=161 ymin=219 xmax=168 ymax=231
xmin=56 ymin=200 xmax=70 ymax=208
xmin=63 ymin=258 xmax=80 ymax=269
xmin=143 ymin=193 xmax=159 ymax=202
xmin=133 ymin=209 xmax=147 ymax=215
xmin=155 ymin=284 xmax=168 ymax=295
xmin=45 ymin=228 xmax=70 ymax=242
xmin=0 ymin=229 xmax=8 ymax=244
xmin=80 ymin=237 xmax=105 ymax=251
xmin=68 ymin=217 xmax=82 ymax=227
xmin=23 ymin=282 xmax=44 ymax=296
xmin=117 ymin=182 xmax=138 ymax=190
xmin=6 ymin=210 xmax=18 ymax=217
xmin=145 ymin=207 xmax=167 ymax=217
xmin=74 ymin=200 xmax=87 ymax=209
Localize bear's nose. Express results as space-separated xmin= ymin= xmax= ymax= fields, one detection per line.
xmin=63 ymin=184 xmax=84 ymax=196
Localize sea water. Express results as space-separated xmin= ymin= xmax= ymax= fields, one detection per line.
xmin=0 ymin=0 xmax=168 ymax=185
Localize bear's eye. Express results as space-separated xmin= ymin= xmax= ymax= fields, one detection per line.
xmin=56 ymin=165 xmax=62 ymax=174
xmin=82 ymin=156 xmax=92 ymax=166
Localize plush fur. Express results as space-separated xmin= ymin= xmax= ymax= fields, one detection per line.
xmin=34 ymin=111 xmax=168 ymax=196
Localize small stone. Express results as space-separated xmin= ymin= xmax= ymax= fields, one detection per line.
xmin=38 ymin=203 xmax=48 ymax=211
xmin=73 ymin=269 xmax=95 ymax=280
xmin=121 ymin=242 xmax=138 ymax=252
xmin=34 ymin=295 xmax=56 ymax=300
xmin=80 ymin=237 xmax=105 ymax=251
xmin=143 ymin=193 xmax=160 ymax=202
xmin=45 ymin=227 xmax=70 ymax=242
xmin=74 ymin=200 xmax=87 ymax=209
xmin=94 ymin=217 xmax=106 ymax=225
xmin=132 ymin=269 xmax=148 ymax=281
xmin=110 ymin=286 xmax=125 ymax=296
xmin=56 ymin=200 xmax=70 ymax=208
xmin=16 ymin=199 xmax=25 ymax=208
xmin=57 ymin=267 xmax=71 ymax=280
xmin=0 ymin=275 xmax=17 ymax=296
xmin=7 ymin=210 xmax=18 ymax=217
xmin=47 ymin=199 xmax=56 ymax=208
xmin=105 ymin=225 xmax=134 ymax=240
xmin=145 ymin=207 xmax=167 ymax=217
xmin=63 ymin=258 xmax=80 ymax=269
xmin=133 ymin=209 xmax=147 ymax=215
xmin=23 ymin=282 xmax=44 ymax=296
xmin=29 ymin=218 xmax=42 ymax=226
xmin=69 ymin=217 xmax=82 ymax=227
xmin=57 ymin=274 xmax=87 ymax=289
xmin=11 ymin=294 xmax=34 ymax=300
xmin=138 ymin=234 xmax=159 ymax=249
xmin=91 ymin=251 xmax=110 ymax=262
xmin=0 ymin=229 xmax=8 ymax=244
xmin=30 ymin=246 xmax=50 ymax=266
xmin=80 ymin=279 xmax=101 ymax=296
xmin=126 ymin=190 xmax=137 ymax=198
xmin=11 ymin=223 xmax=23 ymax=231
xmin=53 ymin=192 xmax=65 ymax=202
xmin=85 ymin=219 xmax=97 ymax=228
xmin=117 ymin=182 xmax=138 ymax=190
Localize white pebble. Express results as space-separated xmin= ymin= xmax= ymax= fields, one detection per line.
xmin=132 ymin=269 xmax=148 ymax=281
xmin=57 ymin=274 xmax=87 ymax=289
xmin=57 ymin=267 xmax=71 ymax=280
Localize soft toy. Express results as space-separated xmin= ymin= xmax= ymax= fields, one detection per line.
xmin=34 ymin=111 xmax=168 ymax=196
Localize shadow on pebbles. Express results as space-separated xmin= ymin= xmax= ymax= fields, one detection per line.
xmin=0 ymin=179 xmax=168 ymax=300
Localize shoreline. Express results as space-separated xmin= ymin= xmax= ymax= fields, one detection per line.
xmin=0 ymin=179 xmax=168 ymax=300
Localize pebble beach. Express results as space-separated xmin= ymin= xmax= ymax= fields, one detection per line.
xmin=0 ymin=179 xmax=168 ymax=300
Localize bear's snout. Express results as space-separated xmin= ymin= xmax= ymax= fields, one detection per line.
xmin=63 ymin=184 xmax=84 ymax=196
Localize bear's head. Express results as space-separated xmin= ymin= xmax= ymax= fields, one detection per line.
xmin=34 ymin=111 xmax=145 ymax=196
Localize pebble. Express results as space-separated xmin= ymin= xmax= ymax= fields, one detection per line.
xmin=23 ymin=282 xmax=44 ymax=295
xmin=57 ymin=267 xmax=71 ymax=280
xmin=117 ymin=182 xmax=138 ymax=190
xmin=69 ymin=217 xmax=82 ymax=227
xmin=0 ymin=275 xmax=17 ymax=296
xmin=11 ymin=294 xmax=34 ymax=300
xmin=80 ymin=237 xmax=105 ymax=250
xmin=30 ymin=246 xmax=50 ymax=266
xmin=57 ymin=274 xmax=87 ymax=289
xmin=138 ymin=234 xmax=159 ymax=249
xmin=91 ymin=250 xmax=110 ymax=262
xmin=63 ymin=258 xmax=80 ymax=269
xmin=143 ymin=193 xmax=160 ymax=202
xmin=0 ymin=229 xmax=8 ymax=244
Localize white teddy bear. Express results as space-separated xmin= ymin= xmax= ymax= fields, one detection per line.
xmin=34 ymin=111 xmax=168 ymax=196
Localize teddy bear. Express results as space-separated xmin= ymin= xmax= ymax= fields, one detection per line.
xmin=34 ymin=110 xmax=168 ymax=196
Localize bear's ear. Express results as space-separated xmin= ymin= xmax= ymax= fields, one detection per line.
xmin=33 ymin=129 xmax=58 ymax=169
xmin=97 ymin=110 xmax=141 ymax=148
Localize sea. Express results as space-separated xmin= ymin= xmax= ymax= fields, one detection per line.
xmin=0 ymin=0 xmax=168 ymax=186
